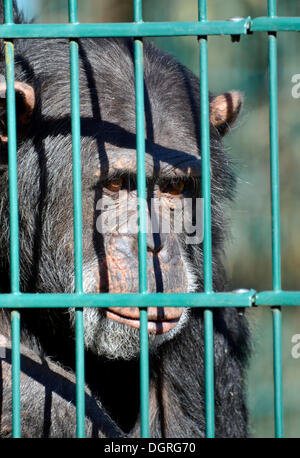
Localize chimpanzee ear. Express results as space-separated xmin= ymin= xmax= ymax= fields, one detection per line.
xmin=0 ymin=75 xmax=35 ymax=143
xmin=210 ymin=90 xmax=243 ymax=137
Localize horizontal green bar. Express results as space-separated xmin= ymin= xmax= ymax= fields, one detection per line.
xmin=256 ymin=291 xmax=300 ymax=306
xmin=0 ymin=19 xmax=250 ymax=38
xmin=1 ymin=17 xmax=300 ymax=39
xmin=251 ymin=17 xmax=300 ymax=32
xmin=1 ymin=290 xmax=299 ymax=307
xmin=0 ymin=291 xmax=255 ymax=308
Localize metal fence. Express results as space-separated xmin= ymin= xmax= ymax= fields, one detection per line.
xmin=0 ymin=0 xmax=299 ymax=438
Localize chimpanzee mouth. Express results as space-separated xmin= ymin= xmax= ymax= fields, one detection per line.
xmin=104 ymin=307 xmax=183 ymax=335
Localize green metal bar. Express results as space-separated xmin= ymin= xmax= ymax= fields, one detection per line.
xmin=139 ymin=307 xmax=149 ymax=438
xmin=3 ymin=0 xmax=13 ymax=24
xmin=134 ymin=0 xmax=149 ymax=439
xmin=134 ymin=39 xmax=147 ymax=295
xmin=69 ymin=31 xmax=83 ymax=296
xmin=199 ymin=0 xmax=207 ymax=21
xmin=0 ymin=290 xmax=284 ymax=308
xmin=11 ymin=310 xmax=21 ymax=438
xmin=69 ymin=0 xmax=85 ymax=438
xmin=69 ymin=0 xmax=78 ymax=24
xmin=256 ymin=291 xmax=300 ymax=306
xmin=272 ymin=307 xmax=283 ymax=438
xmin=0 ymin=19 xmax=250 ymax=39
xmin=0 ymin=288 xmax=290 ymax=307
xmin=267 ymin=0 xmax=276 ymax=17
xmin=0 ymin=291 xmax=256 ymax=308
xmin=134 ymin=0 xmax=143 ymax=23
xmin=75 ymin=308 xmax=85 ymax=437
xmin=4 ymin=0 xmax=21 ymax=437
xmin=268 ymin=20 xmax=281 ymax=294
xmin=5 ymin=43 xmax=19 ymax=294
xmin=204 ymin=309 xmax=214 ymax=436
xmin=3 ymin=17 xmax=300 ymax=36
xmin=267 ymin=0 xmax=283 ymax=438
xmin=199 ymin=36 xmax=212 ymax=293
xmin=251 ymin=17 xmax=300 ymax=32
xmin=199 ymin=0 xmax=215 ymax=439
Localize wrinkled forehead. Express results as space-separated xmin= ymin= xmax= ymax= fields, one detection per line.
xmin=93 ymin=142 xmax=202 ymax=180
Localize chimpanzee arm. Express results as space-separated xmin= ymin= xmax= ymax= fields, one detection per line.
xmin=0 ymin=334 xmax=123 ymax=438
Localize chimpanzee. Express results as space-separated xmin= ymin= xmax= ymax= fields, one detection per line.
xmin=0 ymin=2 xmax=249 ymax=438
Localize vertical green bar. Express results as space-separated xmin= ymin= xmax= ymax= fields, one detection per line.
xmin=199 ymin=0 xmax=215 ymax=438
xmin=5 ymin=30 xmax=19 ymax=294
xmin=11 ymin=310 xmax=21 ymax=438
xmin=4 ymin=0 xmax=21 ymax=438
xmin=272 ymin=307 xmax=283 ymax=437
xmin=268 ymin=1 xmax=281 ymax=292
xmin=75 ymin=307 xmax=85 ymax=437
xmin=268 ymin=0 xmax=283 ymax=438
xmin=69 ymin=0 xmax=85 ymax=438
xmin=4 ymin=0 xmax=13 ymax=24
xmin=134 ymin=0 xmax=149 ymax=439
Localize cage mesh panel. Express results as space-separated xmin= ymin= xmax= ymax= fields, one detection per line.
xmin=1 ymin=0 xmax=295 ymax=439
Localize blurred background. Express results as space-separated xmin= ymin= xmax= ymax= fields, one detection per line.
xmin=16 ymin=0 xmax=300 ymax=438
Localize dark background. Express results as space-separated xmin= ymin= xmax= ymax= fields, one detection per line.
xmin=16 ymin=0 xmax=300 ymax=438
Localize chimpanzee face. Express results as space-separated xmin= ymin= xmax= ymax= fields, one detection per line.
xmin=0 ymin=38 xmax=242 ymax=360
xmin=74 ymin=145 xmax=202 ymax=359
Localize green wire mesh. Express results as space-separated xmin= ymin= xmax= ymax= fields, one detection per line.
xmin=2 ymin=0 xmax=297 ymax=438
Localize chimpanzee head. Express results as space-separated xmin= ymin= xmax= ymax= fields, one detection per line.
xmin=0 ymin=35 xmax=242 ymax=360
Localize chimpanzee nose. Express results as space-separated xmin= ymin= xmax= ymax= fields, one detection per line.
xmin=147 ymin=232 xmax=167 ymax=254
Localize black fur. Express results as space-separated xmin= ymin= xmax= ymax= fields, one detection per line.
xmin=0 ymin=2 xmax=249 ymax=437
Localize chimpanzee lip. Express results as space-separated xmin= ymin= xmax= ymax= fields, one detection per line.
xmin=104 ymin=308 xmax=181 ymax=335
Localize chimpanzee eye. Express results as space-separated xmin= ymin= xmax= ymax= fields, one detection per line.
xmin=104 ymin=176 xmax=123 ymax=192
xmin=160 ymin=179 xmax=185 ymax=196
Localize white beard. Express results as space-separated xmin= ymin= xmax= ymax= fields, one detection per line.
xmin=69 ymin=307 xmax=190 ymax=360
